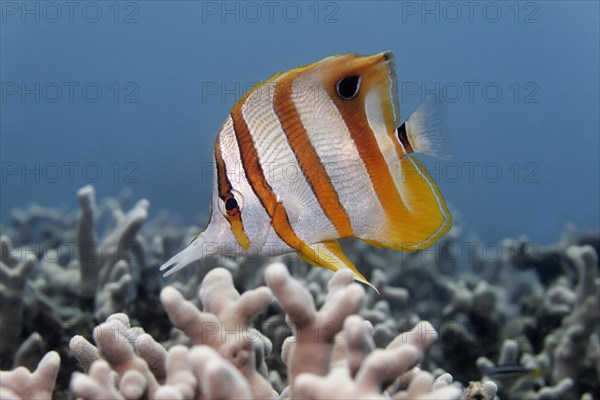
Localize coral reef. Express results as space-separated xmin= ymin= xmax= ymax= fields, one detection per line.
xmin=0 ymin=351 xmax=60 ymax=400
xmin=0 ymin=237 xmax=35 ymax=362
xmin=0 ymin=186 xmax=598 ymax=399
xmin=22 ymin=266 xmax=461 ymax=400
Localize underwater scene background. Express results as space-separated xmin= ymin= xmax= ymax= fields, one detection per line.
xmin=1 ymin=1 xmax=599 ymax=400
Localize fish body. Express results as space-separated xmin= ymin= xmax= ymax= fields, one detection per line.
xmin=485 ymin=365 xmax=542 ymax=381
xmin=160 ymin=51 xmax=452 ymax=285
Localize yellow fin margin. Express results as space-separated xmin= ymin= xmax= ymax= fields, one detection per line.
xmin=297 ymin=240 xmax=378 ymax=292
xmin=363 ymin=156 xmax=452 ymax=252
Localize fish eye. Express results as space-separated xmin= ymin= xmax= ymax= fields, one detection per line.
xmin=225 ymin=197 xmax=238 ymax=211
xmin=336 ymin=76 xmax=361 ymax=100
xmin=219 ymin=189 xmax=244 ymax=216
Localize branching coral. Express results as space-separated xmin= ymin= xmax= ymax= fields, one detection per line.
xmin=0 ymin=236 xmax=36 ymax=366
xmin=475 ymin=246 xmax=599 ymax=399
xmin=69 ymin=310 xmax=259 ymax=400
xmin=76 ymin=185 xmax=149 ymax=320
xmin=0 ymin=351 xmax=60 ymax=400
xmin=292 ymin=317 xmax=461 ymax=399
xmin=0 ymin=187 xmax=598 ymax=399
xmin=160 ymin=267 xmax=275 ymax=399
xmin=66 ymin=266 xmax=276 ymax=399
xmin=264 ymin=262 xmax=461 ymax=400
xmin=3 ymin=263 xmax=465 ymax=400
xmin=265 ymin=263 xmax=364 ymax=386
xmin=70 ymin=313 xmax=163 ymax=397
xmin=541 ymin=245 xmax=599 ymax=394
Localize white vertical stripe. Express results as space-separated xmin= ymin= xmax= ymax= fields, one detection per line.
xmin=241 ymin=85 xmax=338 ymax=244
xmin=291 ymin=73 xmax=388 ymax=240
xmin=218 ymin=115 xmax=286 ymax=252
xmin=364 ymin=89 xmax=412 ymax=213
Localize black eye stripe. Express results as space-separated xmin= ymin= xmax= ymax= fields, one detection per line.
xmin=336 ymin=76 xmax=361 ymax=100
xmin=225 ymin=197 xmax=238 ymax=211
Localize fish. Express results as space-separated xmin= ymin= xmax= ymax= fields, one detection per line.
xmin=485 ymin=365 xmax=542 ymax=381
xmin=160 ymin=51 xmax=452 ymax=286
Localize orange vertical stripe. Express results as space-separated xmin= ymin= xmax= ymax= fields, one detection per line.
xmin=273 ymin=75 xmax=354 ymax=238
xmin=326 ymin=85 xmax=412 ymax=232
xmin=230 ymin=100 xmax=305 ymax=251
xmin=215 ymin=140 xmax=250 ymax=250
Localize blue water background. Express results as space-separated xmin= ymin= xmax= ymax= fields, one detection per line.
xmin=1 ymin=1 xmax=599 ymax=246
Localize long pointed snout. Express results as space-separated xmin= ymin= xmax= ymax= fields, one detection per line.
xmin=159 ymin=234 xmax=216 ymax=276
xmin=160 ymin=214 xmax=244 ymax=276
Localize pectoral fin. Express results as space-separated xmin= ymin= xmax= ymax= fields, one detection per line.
xmin=297 ymin=240 xmax=376 ymax=290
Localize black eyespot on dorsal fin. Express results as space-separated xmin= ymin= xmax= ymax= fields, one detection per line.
xmin=397 ymin=123 xmax=414 ymax=153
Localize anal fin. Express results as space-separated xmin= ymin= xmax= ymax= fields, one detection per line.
xmin=297 ymin=241 xmax=376 ymax=291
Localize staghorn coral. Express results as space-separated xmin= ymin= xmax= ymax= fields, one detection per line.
xmin=361 ymin=268 xmax=411 ymax=348
xmin=0 ymin=186 xmax=154 ymax=377
xmin=291 ymin=315 xmax=462 ymax=399
xmin=0 ymin=236 xmax=36 ymax=367
xmin=76 ymin=185 xmax=149 ymax=321
xmin=473 ymin=246 xmax=600 ymax=400
xmin=1 ymin=263 xmax=462 ymax=400
xmin=69 ymin=313 xmax=163 ymax=397
xmin=507 ymin=228 xmax=600 ymax=286
xmin=68 ymin=306 xmax=260 ymax=399
xmin=265 ymin=262 xmax=365 ymax=388
xmin=70 ymin=265 xmax=459 ymax=399
xmin=264 ymin=262 xmax=461 ymax=399
xmin=0 ymin=351 xmax=60 ymax=400
xmin=537 ymin=245 xmax=600 ymax=395
xmin=160 ymin=267 xmax=276 ymax=399
xmin=6 ymin=204 xmax=75 ymax=249
xmin=0 ymin=186 xmax=599 ymax=399
xmin=26 ymin=185 xmax=149 ymax=312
